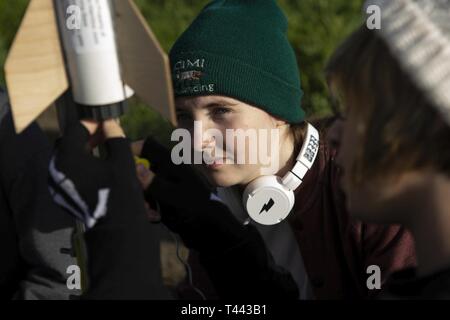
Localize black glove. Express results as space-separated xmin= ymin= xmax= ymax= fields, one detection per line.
xmin=140 ymin=137 xmax=299 ymax=299
xmin=48 ymin=122 xmax=146 ymax=228
xmin=140 ymin=137 xmax=248 ymax=253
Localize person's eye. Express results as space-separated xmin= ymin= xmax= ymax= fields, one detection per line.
xmin=210 ymin=106 xmax=232 ymax=118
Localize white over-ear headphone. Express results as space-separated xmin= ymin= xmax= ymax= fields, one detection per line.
xmin=242 ymin=123 xmax=320 ymax=225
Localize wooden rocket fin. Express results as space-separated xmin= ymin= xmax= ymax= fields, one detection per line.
xmin=114 ymin=0 xmax=177 ymax=126
xmin=5 ymin=0 xmax=68 ymax=133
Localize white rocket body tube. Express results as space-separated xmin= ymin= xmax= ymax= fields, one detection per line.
xmin=54 ymin=0 xmax=133 ymax=107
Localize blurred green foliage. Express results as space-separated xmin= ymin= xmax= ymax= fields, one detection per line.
xmin=0 ymin=0 xmax=29 ymax=84
xmin=0 ymin=0 xmax=363 ymax=140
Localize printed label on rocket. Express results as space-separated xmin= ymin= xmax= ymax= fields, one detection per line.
xmin=55 ymin=0 xmax=131 ymax=106
xmin=62 ymin=0 xmax=116 ymax=54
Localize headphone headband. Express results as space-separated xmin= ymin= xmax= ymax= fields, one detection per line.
xmin=282 ymin=123 xmax=320 ymax=191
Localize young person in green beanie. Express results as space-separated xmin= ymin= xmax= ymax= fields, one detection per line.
xmin=132 ymin=0 xmax=417 ymax=299
xmin=326 ymin=0 xmax=450 ymax=299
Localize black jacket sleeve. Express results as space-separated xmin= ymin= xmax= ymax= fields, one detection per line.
xmin=0 ymin=88 xmax=21 ymax=299
xmin=0 ymin=107 xmax=50 ymax=299
xmin=0 ymin=189 xmax=23 ymax=300
xmin=140 ymin=137 xmax=299 ymax=299
xmin=81 ymin=215 xmax=172 ymax=300
xmin=196 ymin=205 xmax=299 ymax=300
xmin=0 ymin=88 xmax=50 ymax=298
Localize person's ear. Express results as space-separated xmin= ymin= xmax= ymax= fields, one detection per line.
xmin=273 ymin=117 xmax=289 ymax=129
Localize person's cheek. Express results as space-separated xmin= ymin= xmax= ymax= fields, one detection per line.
xmin=336 ymin=123 xmax=354 ymax=193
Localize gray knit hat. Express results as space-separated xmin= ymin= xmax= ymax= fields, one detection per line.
xmin=364 ymin=0 xmax=450 ymax=125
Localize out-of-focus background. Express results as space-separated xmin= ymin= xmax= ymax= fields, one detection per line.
xmin=0 ymin=0 xmax=364 ymax=140
xmin=0 ymin=0 xmax=364 ymax=292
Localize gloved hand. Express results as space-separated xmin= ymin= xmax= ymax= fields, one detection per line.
xmin=138 ymin=137 xmax=299 ymax=299
xmin=139 ymin=137 xmax=248 ymax=252
xmin=48 ymin=121 xmax=146 ymax=228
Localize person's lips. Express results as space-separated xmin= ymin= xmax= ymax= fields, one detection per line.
xmin=205 ymin=159 xmax=226 ymax=169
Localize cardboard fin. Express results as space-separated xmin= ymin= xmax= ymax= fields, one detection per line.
xmin=114 ymin=0 xmax=177 ymax=126
xmin=5 ymin=0 xmax=68 ymax=133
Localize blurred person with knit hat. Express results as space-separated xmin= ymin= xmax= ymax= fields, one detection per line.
xmin=326 ymin=0 xmax=450 ymax=299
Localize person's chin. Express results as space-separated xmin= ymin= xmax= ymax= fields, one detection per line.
xmin=201 ymin=165 xmax=240 ymax=188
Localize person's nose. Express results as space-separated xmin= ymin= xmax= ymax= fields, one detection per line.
xmin=192 ymin=118 xmax=216 ymax=153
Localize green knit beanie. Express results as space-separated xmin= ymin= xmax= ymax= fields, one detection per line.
xmin=169 ymin=0 xmax=305 ymax=123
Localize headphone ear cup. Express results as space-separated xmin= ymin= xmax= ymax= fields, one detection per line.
xmin=243 ymin=175 xmax=295 ymax=225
